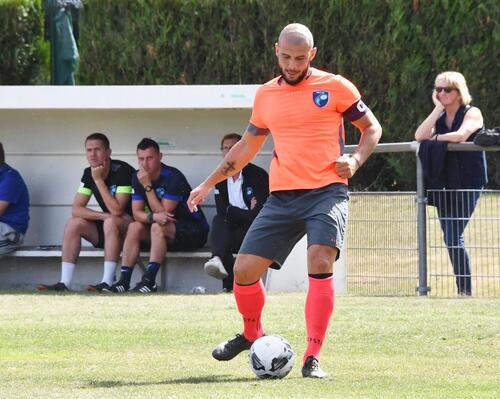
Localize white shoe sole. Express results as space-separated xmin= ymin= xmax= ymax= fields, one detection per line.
xmin=204 ymin=264 xmax=228 ymax=279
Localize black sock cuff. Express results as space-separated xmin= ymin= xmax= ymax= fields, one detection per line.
xmin=308 ymin=273 xmax=333 ymax=280
xmin=235 ymin=280 xmax=260 ymax=287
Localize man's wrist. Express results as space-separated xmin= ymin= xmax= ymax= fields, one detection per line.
xmin=351 ymin=154 xmax=362 ymax=169
xmin=144 ymin=184 xmax=153 ymax=192
xmin=147 ymin=212 xmax=154 ymax=224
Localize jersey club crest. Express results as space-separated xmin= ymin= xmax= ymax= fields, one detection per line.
xmin=313 ymin=91 xmax=329 ymax=108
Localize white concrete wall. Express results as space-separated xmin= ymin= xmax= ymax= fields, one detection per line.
xmin=265 ymin=237 xmax=347 ymax=294
xmin=0 ymin=86 xmax=273 ymax=246
xmin=0 ymin=85 xmax=345 ymax=293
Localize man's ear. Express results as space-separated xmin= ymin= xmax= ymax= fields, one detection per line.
xmin=309 ymin=47 xmax=317 ymax=61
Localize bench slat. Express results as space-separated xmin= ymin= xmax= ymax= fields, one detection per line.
xmin=7 ymin=247 xmax=211 ymax=258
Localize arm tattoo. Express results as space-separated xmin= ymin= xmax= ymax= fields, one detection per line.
xmin=221 ymin=161 xmax=236 ymax=176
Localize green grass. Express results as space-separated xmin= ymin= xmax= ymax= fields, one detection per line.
xmin=0 ymin=292 xmax=498 ymax=399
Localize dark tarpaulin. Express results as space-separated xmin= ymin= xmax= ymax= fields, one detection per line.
xmin=44 ymin=0 xmax=82 ymax=85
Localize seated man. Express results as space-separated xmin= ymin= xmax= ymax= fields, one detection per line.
xmin=37 ymin=133 xmax=134 ymax=291
xmin=204 ymin=133 xmax=269 ymax=292
xmin=112 ymin=138 xmax=209 ymax=293
xmin=0 ymin=143 xmax=30 ymax=255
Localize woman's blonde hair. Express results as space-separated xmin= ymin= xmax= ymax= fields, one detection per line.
xmin=435 ymin=71 xmax=472 ymax=105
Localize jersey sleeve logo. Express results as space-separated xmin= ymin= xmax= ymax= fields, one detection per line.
xmin=155 ymin=187 xmax=166 ymax=198
xmin=313 ymin=91 xmax=329 ymax=108
xmin=109 ymin=184 xmax=117 ymax=196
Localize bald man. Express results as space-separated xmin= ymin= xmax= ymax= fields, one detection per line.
xmin=189 ymin=23 xmax=382 ymax=378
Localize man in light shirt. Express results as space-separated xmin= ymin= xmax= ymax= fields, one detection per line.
xmin=189 ymin=24 xmax=382 ymax=378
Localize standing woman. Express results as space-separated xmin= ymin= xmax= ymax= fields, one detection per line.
xmin=415 ymin=71 xmax=487 ymax=296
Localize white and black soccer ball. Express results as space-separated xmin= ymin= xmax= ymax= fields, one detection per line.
xmin=248 ymin=335 xmax=295 ymax=379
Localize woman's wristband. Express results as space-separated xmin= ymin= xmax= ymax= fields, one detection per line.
xmin=147 ymin=212 xmax=154 ymax=224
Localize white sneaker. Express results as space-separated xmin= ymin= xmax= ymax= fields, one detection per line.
xmin=204 ymin=256 xmax=228 ymax=279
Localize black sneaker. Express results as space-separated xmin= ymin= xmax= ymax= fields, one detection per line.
xmin=301 ymin=356 xmax=328 ymax=379
xmin=212 ymin=333 xmax=253 ymax=361
xmin=36 ymin=282 xmax=69 ymax=292
xmin=86 ymin=282 xmax=112 ymax=292
xmin=111 ymin=280 xmax=130 ymax=293
xmin=132 ymin=280 xmax=157 ymax=293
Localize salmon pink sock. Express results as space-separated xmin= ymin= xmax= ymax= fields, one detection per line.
xmin=304 ymin=276 xmax=335 ymax=363
xmin=233 ymin=279 xmax=266 ymax=342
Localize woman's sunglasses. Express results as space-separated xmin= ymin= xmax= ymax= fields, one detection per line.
xmin=435 ymin=87 xmax=457 ymax=93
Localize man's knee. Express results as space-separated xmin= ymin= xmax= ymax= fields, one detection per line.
xmin=150 ymin=222 xmax=165 ymax=239
xmin=308 ymin=245 xmax=337 ymax=274
xmin=103 ymin=216 xmax=122 ymax=235
xmin=125 ymin=221 xmax=144 ymax=241
xmin=64 ymin=217 xmax=89 ymax=234
xmin=233 ymin=254 xmax=270 ymax=283
xmin=234 ymin=263 xmax=253 ymax=282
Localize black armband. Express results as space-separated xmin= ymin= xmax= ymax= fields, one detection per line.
xmin=344 ymin=99 xmax=370 ymax=122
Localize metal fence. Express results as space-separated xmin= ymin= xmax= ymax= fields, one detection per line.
xmin=346 ymin=192 xmax=418 ymax=296
xmin=426 ymin=190 xmax=500 ymax=297
xmin=344 ymin=142 xmax=500 ymax=297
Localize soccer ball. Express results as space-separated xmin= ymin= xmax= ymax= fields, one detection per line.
xmin=248 ymin=335 xmax=295 ymax=379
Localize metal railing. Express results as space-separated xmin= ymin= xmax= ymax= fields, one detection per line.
xmin=344 ymin=142 xmax=500 ymax=297
xmin=426 ymin=189 xmax=500 ymax=297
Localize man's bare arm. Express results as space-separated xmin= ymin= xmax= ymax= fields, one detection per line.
xmin=0 ymin=200 xmax=10 ymax=217
xmin=188 ymin=131 xmax=267 ymax=211
xmin=71 ymin=193 xmax=110 ymax=221
xmin=336 ymin=111 xmax=383 ymax=179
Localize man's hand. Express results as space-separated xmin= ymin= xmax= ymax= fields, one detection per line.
xmin=153 ymin=212 xmax=176 ymax=226
xmin=250 ymin=197 xmax=257 ymax=210
xmin=335 ymin=154 xmax=360 ymax=179
xmin=137 ymin=167 xmax=152 ymax=187
xmin=91 ymin=164 xmax=106 ymax=181
xmin=121 ymin=213 xmax=133 ymax=223
xmin=188 ymin=183 xmax=212 ymax=212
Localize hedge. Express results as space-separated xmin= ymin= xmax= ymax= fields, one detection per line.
xmin=0 ymin=0 xmax=48 ymax=84
xmin=2 ymin=0 xmax=498 ymax=188
xmin=76 ymin=0 xmax=499 ymax=189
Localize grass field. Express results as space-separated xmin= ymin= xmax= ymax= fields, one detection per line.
xmin=0 ymin=292 xmax=498 ymax=398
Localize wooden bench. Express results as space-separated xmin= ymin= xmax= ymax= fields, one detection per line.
xmin=6 ymin=246 xmax=212 ymax=291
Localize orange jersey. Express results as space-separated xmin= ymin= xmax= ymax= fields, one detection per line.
xmin=248 ymin=67 xmax=364 ymax=192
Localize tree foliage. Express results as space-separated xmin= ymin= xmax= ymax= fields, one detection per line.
xmin=0 ymin=0 xmax=47 ymax=84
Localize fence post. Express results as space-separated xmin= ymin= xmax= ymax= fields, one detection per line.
xmin=415 ymin=144 xmax=429 ymax=295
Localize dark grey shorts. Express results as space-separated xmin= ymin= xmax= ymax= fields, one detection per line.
xmin=239 ymin=183 xmax=349 ymax=268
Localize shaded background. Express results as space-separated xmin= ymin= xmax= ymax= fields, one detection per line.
xmin=1 ymin=0 xmax=499 ymax=189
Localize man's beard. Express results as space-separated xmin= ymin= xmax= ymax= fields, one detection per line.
xmin=280 ymin=64 xmax=309 ymax=85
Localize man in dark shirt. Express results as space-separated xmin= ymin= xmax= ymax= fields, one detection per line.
xmin=204 ymin=133 xmax=269 ymax=292
xmin=37 ymin=133 xmax=134 ymax=291
xmin=112 ymin=138 xmax=208 ymax=293
xmin=0 ymin=142 xmax=30 ymax=255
